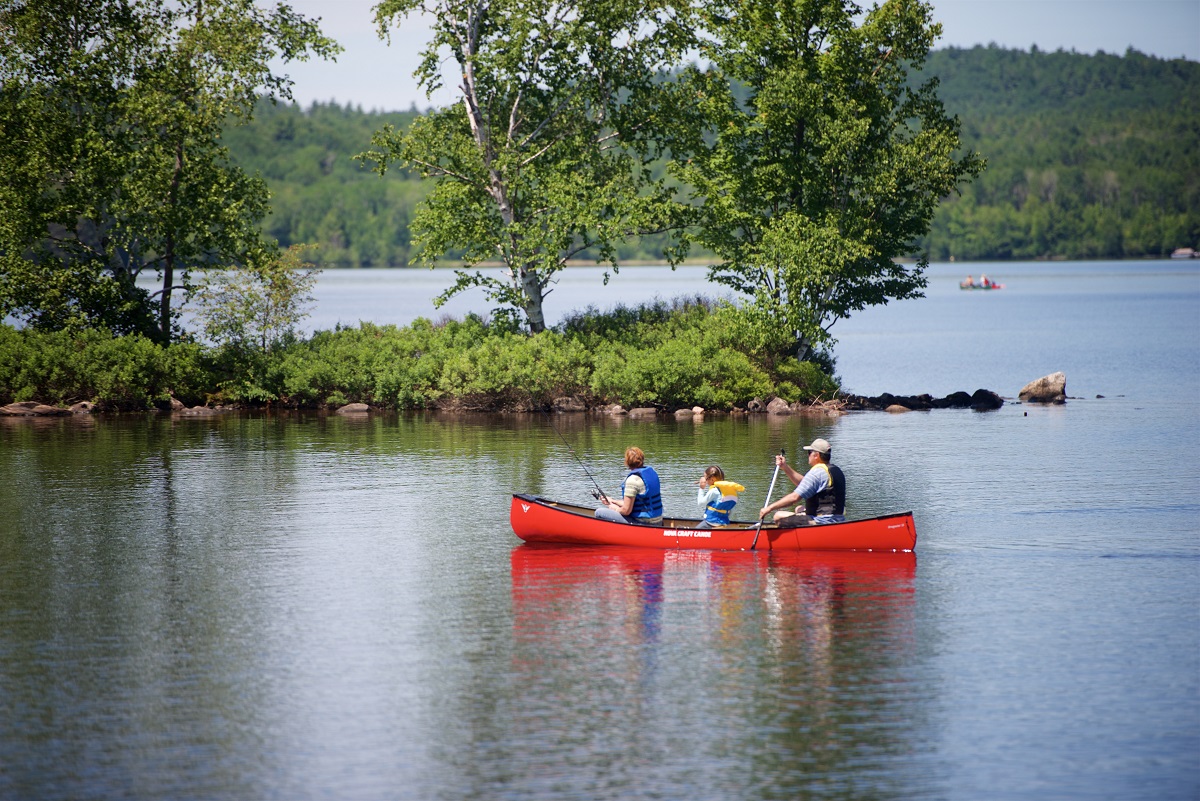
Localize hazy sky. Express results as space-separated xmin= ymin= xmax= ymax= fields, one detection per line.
xmin=271 ymin=0 xmax=1200 ymax=112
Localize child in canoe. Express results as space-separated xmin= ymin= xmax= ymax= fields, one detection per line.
xmin=695 ymin=465 xmax=745 ymax=528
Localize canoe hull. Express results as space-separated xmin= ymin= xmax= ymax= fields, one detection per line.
xmin=509 ymin=494 xmax=916 ymax=551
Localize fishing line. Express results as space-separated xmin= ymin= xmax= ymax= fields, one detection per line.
xmin=546 ymin=413 xmax=609 ymax=501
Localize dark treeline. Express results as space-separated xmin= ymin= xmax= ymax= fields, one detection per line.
xmin=226 ymin=46 xmax=1199 ymax=267
xmin=918 ymin=46 xmax=1199 ymax=260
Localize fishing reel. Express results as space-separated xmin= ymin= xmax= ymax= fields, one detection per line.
xmin=590 ymin=489 xmax=608 ymax=502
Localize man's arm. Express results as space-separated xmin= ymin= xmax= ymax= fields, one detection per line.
xmin=760 ymin=491 xmax=801 ymax=519
xmin=776 ymin=454 xmax=804 ymax=485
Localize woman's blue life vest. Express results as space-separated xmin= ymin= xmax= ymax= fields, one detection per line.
xmin=703 ymin=480 xmax=745 ymax=526
xmin=623 ymin=466 xmax=663 ymax=520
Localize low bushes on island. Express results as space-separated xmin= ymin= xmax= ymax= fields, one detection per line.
xmin=0 ymin=298 xmax=839 ymax=412
xmin=0 ymin=326 xmax=209 ymax=410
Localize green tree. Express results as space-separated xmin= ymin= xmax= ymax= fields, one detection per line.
xmin=676 ymin=0 xmax=982 ymax=359
xmin=0 ymin=0 xmax=156 ymax=335
xmin=0 ymin=0 xmax=338 ymax=342
xmin=361 ymin=0 xmax=702 ymax=333
xmin=192 ymin=244 xmax=321 ymax=353
xmin=191 ymin=244 xmax=321 ymax=404
xmin=918 ymin=46 xmax=1200 ymax=260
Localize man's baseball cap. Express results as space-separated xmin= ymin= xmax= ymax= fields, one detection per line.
xmin=802 ymin=438 xmax=831 ymax=456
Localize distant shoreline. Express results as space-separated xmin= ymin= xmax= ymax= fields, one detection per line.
xmin=299 ymin=254 xmax=1192 ymax=269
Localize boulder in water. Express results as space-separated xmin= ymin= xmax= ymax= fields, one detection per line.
xmin=1019 ymin=372 xmax=1066 ymax=404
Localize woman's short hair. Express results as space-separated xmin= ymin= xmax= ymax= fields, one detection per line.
xmin=624 ymin=446 xmax=645 ymax=469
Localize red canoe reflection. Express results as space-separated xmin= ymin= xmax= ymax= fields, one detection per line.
xmin=511 ymin=544 xmax=917 ymax=655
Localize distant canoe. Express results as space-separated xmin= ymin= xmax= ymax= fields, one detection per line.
xmin=960 ymin=282 xmax=1004 ymax=290
xmin=510 ymin=494 xmax=917 ymax=552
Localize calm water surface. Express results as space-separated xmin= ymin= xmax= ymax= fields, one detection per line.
xmin=2 ymin=261 xmax=1198 ymax=800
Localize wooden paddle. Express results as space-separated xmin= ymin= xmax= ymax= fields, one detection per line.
xmin=750 ymin=449 xmax=784 ymax=550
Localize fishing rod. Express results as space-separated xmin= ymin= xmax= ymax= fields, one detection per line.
xmin=547 ymin=414 xmax=609 ymax=502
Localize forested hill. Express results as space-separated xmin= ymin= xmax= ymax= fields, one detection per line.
xmin=917 ymin=46 xmax=1199 ymax=260
xmin=224 ymin=46 xmax=1200 ymax=267
xmin=221 ymin=103 xmax=426 ymax=268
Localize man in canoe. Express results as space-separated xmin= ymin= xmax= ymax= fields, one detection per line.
xmin=759 ymin=438 xmax=846 ymax=526
xmin=595 ymin=446 xmax=664 ymax=525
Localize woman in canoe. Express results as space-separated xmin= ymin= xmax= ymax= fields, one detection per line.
xmin=595 ymin=446 xmax=663 ymax=525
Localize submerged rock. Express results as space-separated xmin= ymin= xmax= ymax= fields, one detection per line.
xmin=970 ymin=389 xmax=1004 ymax=410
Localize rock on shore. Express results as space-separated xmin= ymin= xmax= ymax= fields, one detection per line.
xmin=0 ymin=401 xmax=72 ymax=416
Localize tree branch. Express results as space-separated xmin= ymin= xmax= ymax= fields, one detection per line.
xmin=409 ymin=157 xmax=480 ymax=186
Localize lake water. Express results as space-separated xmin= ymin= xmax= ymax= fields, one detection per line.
xmin=3 ymin=261 xmax=1198 ymax=800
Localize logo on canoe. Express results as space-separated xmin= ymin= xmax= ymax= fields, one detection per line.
xmin=521 ymin=503 xmax=530 ymax=513
xmin=671 ymin=529 xmax=712 ymax=538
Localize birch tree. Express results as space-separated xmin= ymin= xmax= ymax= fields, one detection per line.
xmin=362 ymin=0 xmax=702 ymax=333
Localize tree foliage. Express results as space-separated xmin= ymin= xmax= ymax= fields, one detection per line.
xmin=360 ymin=0 xmax=704 ymax=333
xmin=0 ymin=0 xmax=338 ymax=342
xmin=675 ymin=0 xmax=983 ymax=360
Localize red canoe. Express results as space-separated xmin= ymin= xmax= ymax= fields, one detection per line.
xmin=510 ymin=494 xmax=916 ymax=552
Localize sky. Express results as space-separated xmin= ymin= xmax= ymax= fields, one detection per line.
xmin=270 ymin=0 xmax=1200 ymax=112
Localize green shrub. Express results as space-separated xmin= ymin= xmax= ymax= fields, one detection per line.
xmin=0 ymin=326 xmax=212 ymax=409
xmin=277 ymin=325 xmax=382 ymax=406
xmin=591 ymin=325 xmax=774 ymax=409
xmin=439 ymin=331 xmax=594 ymax=409
xmin=276 ymin=316 xmax=495 ymax=409
xmin=558 ymin=296 xmax=715 ymax=349
xmin=772 ymin=358 xmax=841 ymax=402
